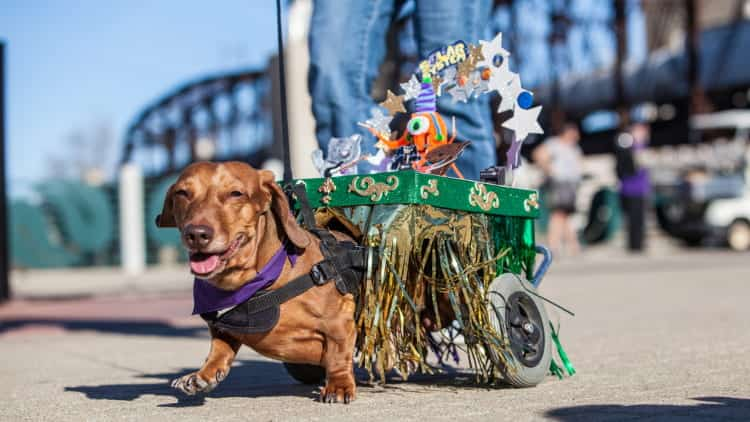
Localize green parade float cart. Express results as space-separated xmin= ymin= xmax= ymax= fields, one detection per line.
xmin=266 ymin=5 xmax=574 ymax=385
xmin=283 ymin=170 xmax=574 ymax=387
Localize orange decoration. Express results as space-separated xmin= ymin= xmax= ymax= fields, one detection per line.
xmin=364 ymin=111 xmax=464 ymax=178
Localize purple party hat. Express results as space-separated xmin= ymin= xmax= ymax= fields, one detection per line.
xmin=415 ymin=77 xmax=437 ymax=112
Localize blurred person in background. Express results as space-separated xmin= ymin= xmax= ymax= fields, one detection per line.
xmin=307 ymin=0 xmax=496 ymax=180
xmin=614 ymin=122 xmax=651 ymax=252
xmin=533 ymin=123 xmax=583 ymax=256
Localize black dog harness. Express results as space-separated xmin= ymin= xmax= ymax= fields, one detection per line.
xmin=200 ymin=183 xmax=365 ymax=334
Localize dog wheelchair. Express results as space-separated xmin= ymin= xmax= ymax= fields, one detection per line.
xmin=282 ymin=169 xmax=573 ymax=387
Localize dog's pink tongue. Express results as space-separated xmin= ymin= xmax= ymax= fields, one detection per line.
xmin=190 ymin=254 xmax=220 ymax=275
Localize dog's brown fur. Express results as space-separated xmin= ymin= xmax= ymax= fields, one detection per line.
xmin=157 ymin=161 xmax=357 ymax=403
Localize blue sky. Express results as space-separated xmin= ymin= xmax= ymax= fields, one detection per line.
xmin=1 ymin=0 xmax=279 ymax=196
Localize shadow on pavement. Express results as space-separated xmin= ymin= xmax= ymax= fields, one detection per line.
xmin=364 ymin=366 xmax=513 ymax=393
xmin=65 ymin=359 xmax=319 ymax=407
xmin=545 ymin=397 xmax=750 ymax=421
xmin=65 ymin=358 xmax=513 ymax=407
xmin=0 ymin=318 xmax=206 ymax=338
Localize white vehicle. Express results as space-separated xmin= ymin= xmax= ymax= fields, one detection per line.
xmin=691 ymin=111 xmax=750 ymax=251
xmin=705 ymin=191 xmax=750 ymax=250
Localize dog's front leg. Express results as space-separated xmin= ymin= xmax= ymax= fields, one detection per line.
xmin=172 ymin=328 xmax=240 ymax=395
xmin=320 ymin=310 xmax=357 ymax=403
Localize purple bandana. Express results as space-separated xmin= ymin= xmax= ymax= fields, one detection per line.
xmin=192 ymin=243 xmax=297 ymax=315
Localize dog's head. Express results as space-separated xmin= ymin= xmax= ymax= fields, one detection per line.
xmin=156 ymin=161 xmax=309 ymax=286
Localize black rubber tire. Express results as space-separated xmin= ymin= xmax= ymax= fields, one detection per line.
xmin=485 ymin=273 xmax=552 ymax=388
xmin=283 ymin=363 xmax=326 ymax=385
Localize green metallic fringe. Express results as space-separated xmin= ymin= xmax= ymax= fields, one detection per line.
xmin=549 ymin=321 xmax=576 ymax=378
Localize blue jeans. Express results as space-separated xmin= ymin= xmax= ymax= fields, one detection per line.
xmin=308 ymin=0 xmax=495 ymax=180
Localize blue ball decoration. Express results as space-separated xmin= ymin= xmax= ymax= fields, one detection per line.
xmin=492 ymin=54 xmax=504 ymax=68
xmin=517 ymin=91 xmax=533 ymax=109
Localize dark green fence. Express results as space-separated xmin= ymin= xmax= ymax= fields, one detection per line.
xmin=10 ymin=175 xmax=183 ymax=268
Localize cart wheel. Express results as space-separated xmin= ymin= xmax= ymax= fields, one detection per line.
xmin=283 ymin=363 xmax=326 ymax=385
xmin=485 ymin=273 xmax=552 ymax=387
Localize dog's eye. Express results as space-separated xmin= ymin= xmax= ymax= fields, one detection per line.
xmin=175 ymin=189 xmax=189 ymax=198
xmin=229 ymin=190 xmax=244 ymax=198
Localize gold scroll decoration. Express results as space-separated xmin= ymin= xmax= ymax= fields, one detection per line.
xmin=348 ymin=175 xmax=399 ymax=202
xmin=317 ymin=178 xmax=336 ymax=205
xmin=469 ymin=182 xmax=499 ymax=211
xmin=419 ymin=179 xmax=439 ymax=199
xmin=523 ymin=192 xmax=539 ymax=212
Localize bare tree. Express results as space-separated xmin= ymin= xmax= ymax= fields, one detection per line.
xmin=46 ymin=119 xmax=115 ymax=183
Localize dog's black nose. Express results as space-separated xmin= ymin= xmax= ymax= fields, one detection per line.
xmin=183 ymin=224 xmax=214 ymax=249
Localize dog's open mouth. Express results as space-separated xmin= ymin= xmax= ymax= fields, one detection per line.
xmin=189 ymin=234 xmax=245 ymax=276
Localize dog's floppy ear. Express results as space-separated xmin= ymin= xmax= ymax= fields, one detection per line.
xmin=155 ymin=184 xmax=177 ymax=228
xmin=260 ymin=170 xmax=310 ymax=249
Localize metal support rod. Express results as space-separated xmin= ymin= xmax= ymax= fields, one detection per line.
xmin=0 ymin=42 xmax=9 ymax=301
xmin=275 ymin=0 xmax=293 ymax=182
xmin=531 ymin=245 xmax=552 ymax=287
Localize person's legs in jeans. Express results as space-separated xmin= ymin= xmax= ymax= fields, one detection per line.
xmin=308 ymin=0 xmax=396 ymax=155
xmin=413 ymin=0 xmax=495 ymax=180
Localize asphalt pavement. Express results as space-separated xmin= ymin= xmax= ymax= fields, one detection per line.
xmin=1 ymin=246 xmax=749 ymax=421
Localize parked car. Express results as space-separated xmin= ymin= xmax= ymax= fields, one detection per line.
xmin=654 ymin=110 xmax=750 ymax=250
xmin=704 ymin=176 xmax=750 ymax=251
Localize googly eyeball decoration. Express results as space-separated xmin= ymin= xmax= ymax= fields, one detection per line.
xmin=407 ymin=116 xmax=430 ymax=136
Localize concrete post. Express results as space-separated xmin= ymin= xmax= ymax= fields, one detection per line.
xmin=119 ymin=163 xmax=146 ymax=275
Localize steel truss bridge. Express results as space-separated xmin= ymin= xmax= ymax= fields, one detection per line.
xmin=121 ymin=70 xmax=278 ymax=179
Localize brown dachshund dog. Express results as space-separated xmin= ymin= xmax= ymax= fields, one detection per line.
xmin=156 ymin=161 xmax=357 ymax=403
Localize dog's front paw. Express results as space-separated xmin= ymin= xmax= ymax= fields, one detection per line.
xmin=320 ymin=378 xmax=356 ymax=404
xmin=171 ymin=369 xmax=227 ymax=395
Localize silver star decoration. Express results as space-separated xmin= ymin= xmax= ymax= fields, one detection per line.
xmin=478 ymin=33 xmax=510 ymax=70
xmin=502 ymin=105 xmax=544 ymax=142
xmin=442 ymin=67 xmax=457 ymax=85
xmin=467 ymin=70 xmax=488 ymax=98
xmin=360 ymin=108 xmax=392 ymax=136
xmin=479 ymin=33 xmax=514 ymax=94
xmin=487 ymin=64 xmax=515 ymax=94
xmin=447 ymin=84 xmax=470 ymax=103
xmin=400 ymin=75 xmax=422 ymax=101
xmin=474 ymin=78 xmax=489 ymax=97
xmin=497 ymin=73 xmax=524 ymax=113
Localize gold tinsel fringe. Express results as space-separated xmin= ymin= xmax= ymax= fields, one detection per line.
xmin=338 ymin=205 xmax=514 ymax=382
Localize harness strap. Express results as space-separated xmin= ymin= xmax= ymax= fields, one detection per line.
xmin=234 ymin=272 xmax=317 ymax=314
xmin=202 ymin=248 xmax=364 ymax=327
xmin=288 ymin=182 xmax=364 ymax=296
xmin=290 ymin=183 xmax=316 ymax=230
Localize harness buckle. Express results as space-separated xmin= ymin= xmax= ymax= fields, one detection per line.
xmin=310 ymin=260 xmax=337 ymax=286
